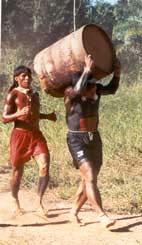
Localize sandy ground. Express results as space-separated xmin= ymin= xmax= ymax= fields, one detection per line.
xmin=0 ymin=168 xmax=142 ymax=245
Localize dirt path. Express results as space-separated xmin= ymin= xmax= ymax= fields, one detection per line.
xmin=0 ymin=167 xmax=142 ymax=245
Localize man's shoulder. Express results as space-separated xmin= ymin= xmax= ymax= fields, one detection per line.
xmin=8 ymin=88 xmax=19 ymax=97
xmin=9 ymin=88 xmax=18 ymax=94
xmin=5 ymin=89 xmax=18 ymax=104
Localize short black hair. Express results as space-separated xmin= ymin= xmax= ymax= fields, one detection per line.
xmin=8 ymin=66 xmax=32 ymax=92
xmin=13 ymin=65 xmax=31 ymax=78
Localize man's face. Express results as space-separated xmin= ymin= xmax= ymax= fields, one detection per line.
xmin=15 ymin=72 xmax=32 ymax=89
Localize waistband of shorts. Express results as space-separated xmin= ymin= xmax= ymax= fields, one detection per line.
xmin=13 ymin=127 xmax=40 ymax=132
xmin=67 ymin=129 xmax=97 ymax=133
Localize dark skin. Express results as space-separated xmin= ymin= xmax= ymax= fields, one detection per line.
xmin=64 ymin=55 xmax=121 ymax=227
xmin=2 ymin=71 xmax=57 ymax=216
xmin=64 ymin=84 xmax=105 ymax=222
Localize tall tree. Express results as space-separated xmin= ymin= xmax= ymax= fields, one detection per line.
xmin=89 ymin=0 xmax=116 ymax=37
xmin=113 ymin=0 xmax=142 ymax=82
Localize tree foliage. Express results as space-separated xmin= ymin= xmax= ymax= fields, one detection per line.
xmin=1 ymin=0 xmax=142 ymax=83
xmin=2 ymin=0 xmax=88 ymax=52
xmin=113 ymin=0 xmax=142 ymax=82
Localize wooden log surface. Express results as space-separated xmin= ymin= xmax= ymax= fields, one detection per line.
xmin=34 ymin=24 xmax=116 ymax=97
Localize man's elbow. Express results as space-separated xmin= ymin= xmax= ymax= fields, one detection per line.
xmin=2 ymin=118 xmax=7 ymax=124
xmin=2 ymin=116 xmax=8 ymax=124
xmin=111 ymin=83 xmax=119 ymax=94
xmin=111 ymin=89 xmax=118 ymax=95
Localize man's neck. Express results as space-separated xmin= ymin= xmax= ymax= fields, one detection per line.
xmin=82 ymin=93 xmax=98 ymax=101
xmin=15 ymin=86 xmax=32 ymax=95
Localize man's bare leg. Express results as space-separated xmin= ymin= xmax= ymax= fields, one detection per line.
xmin=34 ymin=153 xmax=49 ymax=216
xmin=79 ymin=161 xmax=116 ymax=228
xmin=70 ymin=178 xmax=87 ymax=224
xmin=70 ymin=163 xmax=102 ymax=223
xmin=11 ymin=165 xmax=25 ymax=217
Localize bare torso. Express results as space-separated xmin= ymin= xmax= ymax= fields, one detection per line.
xmin=3 ymin=88 xmax=40 ymax=130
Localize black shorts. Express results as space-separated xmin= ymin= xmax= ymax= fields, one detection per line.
xmin=67 ymin=131 xmax=102 ymax=169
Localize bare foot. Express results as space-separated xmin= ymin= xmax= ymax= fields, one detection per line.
xmin=98 ymin=213 xmax=116 ymax=228
xmin=11 ymin=198 xmax=25 ymax=219
xmin=11 ymin=208 xmax=25 ymax=219
xmin=35 ymin=206 xmax=48 ymax=220
xmin=69 ymin=211 xmax=85 ymax=226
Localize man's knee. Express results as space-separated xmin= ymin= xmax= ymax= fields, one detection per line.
xmin=39 ymin=162 xmax=49 ymax=177
xmin=81 ymin=166 xmax=94 ymax=182
xmin=80 ymin=163 xmax=97 ymax=183
xmin=85 ymin=169 xmax=94 ymax=183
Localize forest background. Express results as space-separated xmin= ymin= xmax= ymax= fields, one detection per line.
xmin=0 ymin=0 xmax=142 ymax=214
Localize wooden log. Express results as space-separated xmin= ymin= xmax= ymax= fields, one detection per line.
xmin=34 ymin=24 xmax=116 ymax=97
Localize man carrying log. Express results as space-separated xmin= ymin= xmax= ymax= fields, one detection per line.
xmin=64 ymin=54 xmax=121 ymax=228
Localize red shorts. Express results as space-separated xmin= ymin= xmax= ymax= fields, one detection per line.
xmin=10 ymin=128 xmax=49 ymax=166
